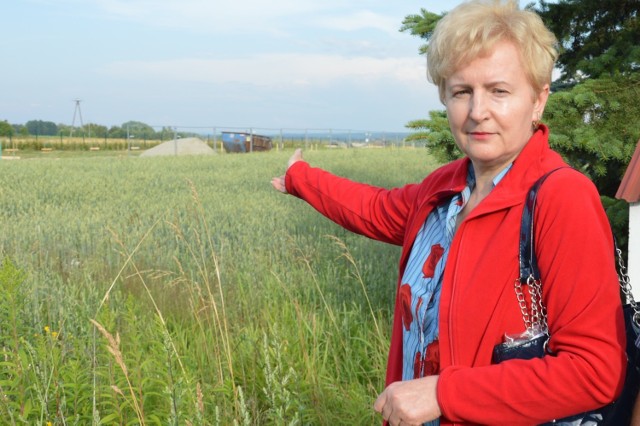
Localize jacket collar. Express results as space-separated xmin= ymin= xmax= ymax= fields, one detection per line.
xmin=461 ymin=124 xmax=566 ymax=219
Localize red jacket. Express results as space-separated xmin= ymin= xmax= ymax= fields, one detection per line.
xmin=285 ymin=126 xmax=626 ymax=425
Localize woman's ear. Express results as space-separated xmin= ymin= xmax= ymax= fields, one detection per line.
xmin=533 ymin=84 xmax=551 ymax=120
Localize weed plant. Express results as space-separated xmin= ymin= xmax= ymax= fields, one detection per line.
xmin=0 ymin=147 xmax=439 ymax=424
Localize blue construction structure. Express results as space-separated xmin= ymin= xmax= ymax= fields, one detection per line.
xmin=221 ymin=132 xmax=272 ymax=153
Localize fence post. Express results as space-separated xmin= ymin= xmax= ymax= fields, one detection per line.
xmin=173 ymin=127 xmax=178 ymax=156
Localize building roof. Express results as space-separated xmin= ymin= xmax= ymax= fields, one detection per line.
xmin=616 ymin=139 xmax=640 ymax=203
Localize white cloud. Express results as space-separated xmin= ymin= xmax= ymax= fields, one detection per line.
xmin=33 ymin=0 xmax=408 ymax=36
xmin=90 ymin=0 xmax=336 ymax=33
xmin=101 ymin=53 xmax=428 ymax=90
xmin=314 ymin=10 xmax=401 ymax=36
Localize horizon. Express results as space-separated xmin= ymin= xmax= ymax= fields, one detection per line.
xmin=5 ymin=118 xmax=413 ymax=139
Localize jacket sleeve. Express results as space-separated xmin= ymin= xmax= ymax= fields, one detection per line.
xmin=284 ymin=161 xmax=420 ymax=246
xmin=437 ymin=169 xmax=626 ymax=424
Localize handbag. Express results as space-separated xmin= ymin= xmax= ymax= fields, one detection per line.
xmin=491 ymin=168 xmax=640 ymax=425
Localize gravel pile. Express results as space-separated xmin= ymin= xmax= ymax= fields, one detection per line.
xmin=140 ymin=137 xmax=215 ymax=157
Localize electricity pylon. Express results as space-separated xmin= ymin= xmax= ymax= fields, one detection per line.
xmin=70 ymin=99 xmax=85 ymax=140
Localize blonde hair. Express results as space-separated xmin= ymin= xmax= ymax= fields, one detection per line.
xmin=427 ymin=0 xmax=558 ymax=103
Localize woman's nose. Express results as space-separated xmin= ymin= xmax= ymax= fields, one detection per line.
xmin=469 ymin=93 xmax=489 ymax=122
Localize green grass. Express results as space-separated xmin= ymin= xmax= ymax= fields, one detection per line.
xmin=0 ymin=147 xmax=439 ymax=425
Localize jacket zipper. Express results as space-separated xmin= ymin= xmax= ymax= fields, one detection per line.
xmin=447 ymin=219 xmax=466 ymax=366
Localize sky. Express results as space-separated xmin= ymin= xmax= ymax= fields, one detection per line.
xmin=3 ymin=0 xmax=466 ymax=133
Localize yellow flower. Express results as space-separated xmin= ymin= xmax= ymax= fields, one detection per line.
xmin=51 ymin=331 xmax=59 ymax=339
xmin=44 ymin=326 xmax=50 ymax=334
xmin=46 ymin=422 xmax=52 ymax=426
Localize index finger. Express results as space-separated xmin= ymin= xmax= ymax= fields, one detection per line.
xmin=373 ymin=390 xmax=387 ymax=413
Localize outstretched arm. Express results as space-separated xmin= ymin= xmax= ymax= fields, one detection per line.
xmin=271 ymin=148 xmax=419 ymax=245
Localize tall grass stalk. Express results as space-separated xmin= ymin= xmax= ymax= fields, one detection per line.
xmin=91 ymin=219 xmax=159 ymax=425
xmin=185 ymin=179 xmax=234 ymax=389
xmin=97 ymin=220 xmax=162 ymax=312
xmin=290 ymin=238 xmax=346 ymax=355
xmin=327 ymin=235 xmax=384 ymax=342
xmin=108 ymin=226 xmax=186 ymax=377
xmin=89 ymin=319 xmax=145 ymax=425
xmin=165 ymin=182 xmax=236 ymax=396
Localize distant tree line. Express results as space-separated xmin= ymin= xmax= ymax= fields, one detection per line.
xmin=0 ymin=119 xmax=183 ymax=140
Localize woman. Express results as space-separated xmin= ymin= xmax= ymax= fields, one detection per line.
xmin=271 ymin=1 xmax=626 ymax=424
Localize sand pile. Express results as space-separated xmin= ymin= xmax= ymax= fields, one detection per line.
xmin=140 ymin=137 xmax=215 ymax=157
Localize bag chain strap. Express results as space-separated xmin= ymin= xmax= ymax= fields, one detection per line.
xmin=516 ymin=168 xmax=639 ymax=334
xmin=516 ymin=244 xmax=640 ymax=334
xmin=616 ymin=245 xmax=640 ymax=326
xmin=514 ymin=278 xmax=532 ymax=331
xmin=514 ymin=275 xmax=548 ymax=334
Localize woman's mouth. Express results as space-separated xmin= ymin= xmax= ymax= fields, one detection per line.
xmin=469 ymin=132 xmax=493 ymax=140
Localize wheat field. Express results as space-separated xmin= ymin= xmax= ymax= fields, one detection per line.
xmin=0 ymin=147 xmax=438 ymax=425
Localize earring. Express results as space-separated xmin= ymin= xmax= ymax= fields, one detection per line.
xmin=532 ymin=112 xmax=541 ymax=130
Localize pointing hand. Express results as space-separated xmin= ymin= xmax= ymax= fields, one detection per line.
xmin=271 ymin=148 xmax=304 ymax=194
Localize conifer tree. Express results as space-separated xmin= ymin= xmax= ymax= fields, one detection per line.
xmin=400 ymin=0 xmax=640 ymax=196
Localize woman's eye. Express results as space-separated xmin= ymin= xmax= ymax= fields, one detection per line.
xmin=453 ymin=90 xmax=470 ymax=97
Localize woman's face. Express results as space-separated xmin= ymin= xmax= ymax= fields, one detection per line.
xmin=445 ymin=41 xmax=549 ymax=176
